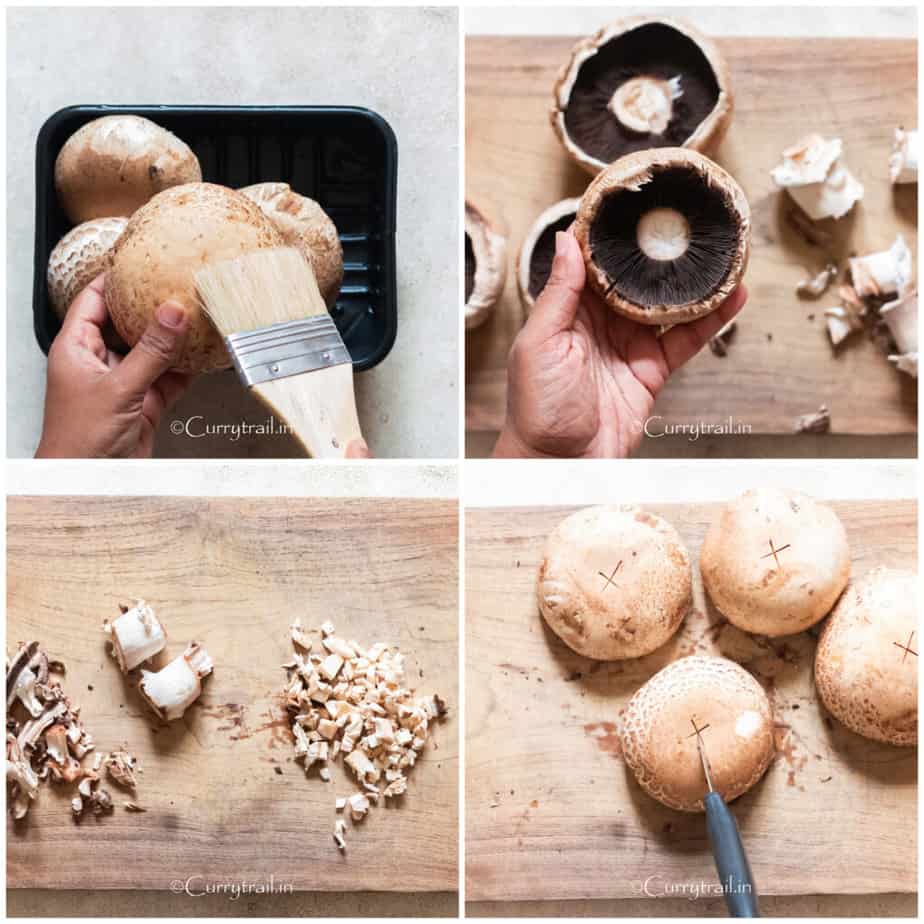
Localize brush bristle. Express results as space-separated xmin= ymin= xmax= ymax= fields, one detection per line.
xmin=194 ymin=246 xmax=328 ymax=335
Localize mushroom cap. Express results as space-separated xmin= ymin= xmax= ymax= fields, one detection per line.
xmin=815 ymin=567 xmax=917 ymax=747
xmin=551 ymin=16 xmax=734 ymax=176
xmin=239 ymin=183 xmax=343 ymax=308
xmin=574 ymin=147 xmax=750 ymax=324
xmin=54 ymin=115 xmax=202 ymax=224
xmin=537 ymin=505 xmax=692 ymax=660
xmin=465 ymin=200 xmax=508 ymax=330
xmin=105 ymin=183 xmax=284 ymax=374
xmin=700 ymin=488 xmax=851 ymax=637
xmin=516 ymin=197 xmax=581 ymax=313
xmin=46 ymin=217 xmax=128 ymax=320
xmin=620 ymin=655 xmax=775 ymax=812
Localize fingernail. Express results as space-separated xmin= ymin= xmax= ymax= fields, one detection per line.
xmin=156 ymin=302 xmax=186 ymax=329
xmin=554 ymin=231 xmax=568 ymax=258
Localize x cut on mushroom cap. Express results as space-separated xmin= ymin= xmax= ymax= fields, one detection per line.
xmin=574 ymin=147 xmax=750 ymax=324
xmin=620 ymin=655 xmax=775 ymax=812
xmin=815 ymin=567 xmax=918 ymax=747
xmin=700 ymin=488 xmax=851 ymax=637
xmin=551 ymin=16 xmax=734 ymax=176
xmin=537 ymin=505 xmax=692 ymax=660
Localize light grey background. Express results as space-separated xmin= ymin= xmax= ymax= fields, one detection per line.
xmin=7 ymin=6 xmax=459 ymax=459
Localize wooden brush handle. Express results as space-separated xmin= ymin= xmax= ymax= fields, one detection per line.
xmin=253 ymin=363 xmax=363 ymax=458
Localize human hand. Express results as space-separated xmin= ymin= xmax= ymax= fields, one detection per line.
xmin=35 ymin=274 xmax=193 ymax=458
xmin=493 ymin=229 xmax=747 ymax=458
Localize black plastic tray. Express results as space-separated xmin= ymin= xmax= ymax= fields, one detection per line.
xmin=33 ymin=105 xmax=398 ymax=372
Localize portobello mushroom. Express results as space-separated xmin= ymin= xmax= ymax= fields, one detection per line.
xmin=573 ymin=147 xmax=749 ymax=325
xmin=551 ymin=17 xmax=733 ymax=176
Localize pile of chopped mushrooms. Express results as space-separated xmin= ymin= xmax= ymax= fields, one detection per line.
xmin=283 ymin=619 xmax=447 ymax=851
xmin=6 ymin=641 xmax=142 ymax=820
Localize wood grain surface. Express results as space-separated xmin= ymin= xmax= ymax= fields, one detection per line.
xmin=7 ymin=496 xmax=458 ymax=893
xmin=465 ymin=500 xmax=917 ymax=902
xmin=465 ymin=36 xmax=918 ymax=452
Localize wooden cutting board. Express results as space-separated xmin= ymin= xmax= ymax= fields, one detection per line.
xmin=466 ymin=36 xmax=918 ymax=448
xmin=7 ymin=496 xmax=458 ymax=893
xmin=465 ymin=500 xmax=917 ymax=902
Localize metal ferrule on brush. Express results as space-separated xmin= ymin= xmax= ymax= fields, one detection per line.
xmin=225 ymin=315 xmax=352 ymax=387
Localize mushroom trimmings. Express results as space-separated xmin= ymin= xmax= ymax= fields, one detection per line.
xmin=283 ymin=619 xmax=448 ymax=852
xmin=552 ymin=17 xmax=733 ymax=176
xmin=6 ymin=641 xmax=116 ymax=821
xmin=574 ymin=147 xmax=750 ymax=324
xmin=771 ymin=134 xmax=863 ymax=221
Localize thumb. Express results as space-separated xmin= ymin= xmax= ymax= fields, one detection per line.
xmin=527 ymin=229 xmax=585 ymax=340
xmin=113 ymin=301 xmax=190 ymax=400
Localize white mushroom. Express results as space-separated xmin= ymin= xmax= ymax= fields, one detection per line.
xmin=105 ymin=600 xmax=167 ymax=673
xmin=881 ymin=289 xmax=918 ymax=378
xmin=138 ymin=643 xmax=213 ymax=721
xmin=849 ymin=235 xmax=913 ymax=299
xmin=771 ymin=134 xmax=863 ymax=220
xmin=889 ymin=128 xmax=918 ymax=185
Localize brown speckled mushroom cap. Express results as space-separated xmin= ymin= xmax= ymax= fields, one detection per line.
xmin=551 ymin=16 xmax=734 ymax=176
xmin=105 ymin=183 xmax=284 ymax=374
xmin=574 ymin=147 xmax=749 ymax=325
xmin=239 ymin=183 xmax=343 ymax=309
xmin=516 ymin=197 xmax=581 ymax=313
xmin=54 ymin=115 xmax=202 ymax=224
xmin=620 ymin=655 xmax=775 ymax=812
xmin=815 ymin=567 xmax=918 ymax=747
xmin=700 ymin=488 xmax=850 ymax=637
xmin=537 ymin=505 xmax=692 ymax=660
xmin=47 ymin=217 xmax=128 ymax=320
xmin=465 ymin=200 xmax=508 ymax=330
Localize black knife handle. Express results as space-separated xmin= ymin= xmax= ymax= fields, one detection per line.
xmin=704 ymin=791 xmax=760 ymax=917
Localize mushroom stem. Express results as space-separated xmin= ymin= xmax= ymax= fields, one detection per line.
xmin=138 ymin=643 xmax=213 ymax=721
xmin=771 ymin=135 xmax=863 ymax=221
xmin=107 ymin=600 xmax=167 ymax=673
xmin=636 ymin=207 xmax=691 ymax=261
xmin=608 ymin=75 xmax=682 ymax=135
xmin=849 ymin=235 xmax=912 ymax=299
xmin=889 ymin=128 xmax=918 ymax=185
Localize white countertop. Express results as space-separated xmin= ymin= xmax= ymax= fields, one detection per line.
xmin=6 ymin=6 xmax=460 ymax=459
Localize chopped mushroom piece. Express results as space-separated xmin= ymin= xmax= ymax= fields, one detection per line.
xmin=708 ymin=319 xmax=736 ymax=357
xmin=881 ymin=289 xmax=918 ymax=378
xmin=124 ymin=801 xmax=147 ymax=812
xmin=105 ymin=600 xmax=167 ymax=673
xmin=104 ymin=747 xmax=139 ymax=789
xmin=771 ymin=135 xmax=863 ymax=220
xmin=889 ymin=128 xmax=918 ymax=185
xmin=795 ymin=405 xmax=831 ymax=434
xmin=796 ymin=264 xmax=837 ymax=299
xmin=139 ymin=642 xmax=213 ymax=722
xmin=849 ymin=235 xmax=912 ymax=299
xmin=824 ymin=306 xmax=863 ymax=346
xmin=348 ymin=792 xmax=370 ymax=821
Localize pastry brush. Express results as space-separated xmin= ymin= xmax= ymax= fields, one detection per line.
xmin=194 ymin=247 xmax=363 ymax=458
